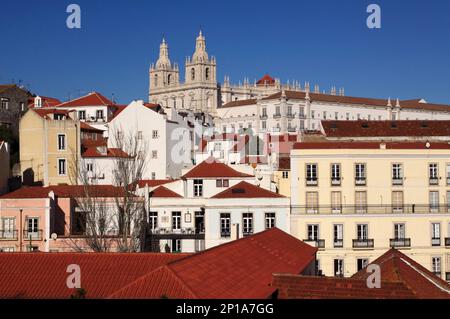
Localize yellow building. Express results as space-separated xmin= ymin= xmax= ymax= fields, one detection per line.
xmin=273 ymin=157 xmax=291 ymax=197
xmin=291 ymin=141 xmax=450 ymax=280
xmin=19 ymin=108 xmax=81 ymax=186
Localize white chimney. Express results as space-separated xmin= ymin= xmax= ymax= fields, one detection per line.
xmin=231 ymin=223 xmax=240 ymax=241
xmin=34 ymin=96 xmax=42 ymax=108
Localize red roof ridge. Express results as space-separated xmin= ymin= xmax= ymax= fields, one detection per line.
xmin=211 ymin=181 xmax=285 ymax=199
xmin=182 ymin=158 xmax=254 ymax=179
xmin=151 ymin=186 xmax=183 ymax=198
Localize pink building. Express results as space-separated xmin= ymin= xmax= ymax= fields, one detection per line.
xmin=0 ymin=185 xmax=132 ymax=252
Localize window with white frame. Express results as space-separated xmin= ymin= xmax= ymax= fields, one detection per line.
xmin=265 ymin=213 xmax=276 ymax=229
xmin=446 ymin=163 xmax=450 ymax=185
xmin=57 ymin=134 xmax=66 ymax=151
xmin=86 ymin=163 xmax=93 ymax=172
xmin=243 ymin=213 xmax=253 ymax=235
xmin=306 ymin=192 xmax=319 ymax=213
xmin=392 ymin=191 xmax=404 ymax=212
xmin=262 ymin=107 xmax=267 ymax=117
xmin=357 ymin=224 xmax=368 ymax=240
xmin=220 ymin=213 xmax=231 ymax=237
xmin=429 ymin=163 xmax=439 ymax=184
xmin=1 ymin=217 xmax=15 ymax=238
xmin=331 ymin=191 xmax=342 ymax=212
xmin=357 ymin=258 xmax=369 ymax=271
xmin=394 ymin=223 xmax=406 ymax=239
xmin=171 ymin=239 xmax=181 ymax=252
xmin=307 ymin=224 xmax=319 ymax=241
xmin=26 ymin=217 xmax=39 ymax=238
xmin=137 ymin=131 xmax=143 ymax=139
xmin=151 ymin=150 xmax=158 ymax=159
xmin=355 ymin=163 xmax=366 ymax=184
xmin=151 ymin=172 xmax=156 ymax=180
xmin=58 ymin=159 xmax=67 ymax=175
xmin=429 ymin=191 xmax=439 ymax=211
xmin=282 ymin=171 xmax=289 ymax=179
xmin=193 ymin=179 xmax=203 ymax=197
xmin=78 ymin=110 xmax=86 ymax=120
xmin=334 ymin=259 xmax=344 ymax=277
xmin=431 ymin=223 xmax=441 ymax=246
xmin=392 ymin=163 xmax=403 ymax=183
xmin=333 ymin=224 xmax=343 ymax=247
xmin=355 ymin=191 xmax=367 ymax=213
xmin=172 ymin=212 xmax=181 ymax=230
xmin=261 ymin=120 xmax=267 ymax=129
xmin=306 ymin=164 xmax=318 ymax=183
xmin=149 ymin=212 xmax=158 ymax=230
xmin=432 ymin=256 xmax=441 ymax=276
xmin=152 ymin=130 xmax=159 ymax=139
xmin=96 ymin=109 xmax=104 ymax=120
xmin=331 ymin=163 xmax=341 ymax=183
xmin=1 ymin=98 xmax=9 ymax=109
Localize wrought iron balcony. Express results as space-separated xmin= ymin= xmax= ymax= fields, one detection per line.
xmin=23 ymin=230 xmax=43 ymax=241
xmin=331 ymin=178 xmax=341 ymax=186
xmin=259 ymin=115 xmax=268 ymax=120
xmin=352 ymin=239 xmax=374 ymax=249
xmin=392 ymin=178 xmax=404 ymax=186
xmin=431 ymin=237 xmax=441 ymax=246
xmin=292 ymin=204 xmax=450 ymax=215
xmin=220 ymin=231 xmax=231 ymax=238
xmin=243 ymin=230 xmax=253 ymax=237
xmin=333 ymin=239 xmax=343 ymax=248
xmin=429 ymin=178 xmax=439 ymax=186
xmin=0 ymin=230 xmax=18 ymax=240
xmin=149 ymin=227 xmax=205 ymax=240
xmin=286 ymin=113 xmax=296 ymax=119
xmin=304 ymin=239 xmax=325 ymax=249
xmin=355 ymin=177 xmax=366 ymax=186
xmin=287 ymin=127 xmax=297 ymax=132
xmin=306 ymin=178 xmax=318 ymax=186
xmin=390 ymin=238 xmax=411 ymax=248
xmin=273 ymin=113 xmax=282 ymax=119
xmin=298 ymin=113 xmax=306 ymax=119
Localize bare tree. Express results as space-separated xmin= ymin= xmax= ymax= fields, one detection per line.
xmin=66 ymin=128 xmax=148 ymax=252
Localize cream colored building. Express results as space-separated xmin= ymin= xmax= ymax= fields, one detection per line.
xmin=291 ymin=141 xmax=450 ymax=280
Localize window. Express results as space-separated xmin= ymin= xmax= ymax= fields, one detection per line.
xmin=311 ymin=110 xmax=315 ymax=119
xmin=447 ymin=191 xmax=450 ymax=212
xmin=191 ymin=68 xmax=195 ymax=80
xmin=447 ymin=164 xmax=450 ymax=185
xmin=151 ymin=172 xmax=156 ymax=180
xmin=149 ymin=212 xmax=158 ymax=230
xmin=299 ymin=107 xmax=305 ymax=118
xmin=96 ymin=109 xmax=104 ymax=120
xmin=431 ymin=223 xmax=441 ymax=246
xmin=357 ymin=114 xmax=361 ymax=120
xmin=394 ymin=223 xmax=406 ymax=239
xmin=429 ymin=191 xmax=439 ymax=212
xmin=357 ymin=224 xmax=368 ymax=241
xmin=20 ymin=102 xmax=25 ymax=112
xmin=262 ymin=108 xmax=267 ymax=117
xmin=171 ymin=239 xmax=181 ymax=252
xmin=287 ymin=106 xmax=292 ymax=116
xmin=58 ymin=159 xmax=67 ymax=176
xmin=261 ymin=120 xmax=267 ymax=130
xmin=392 ymin=191 xmax=404 ymax=213
xmin=26 ymin=217 xmax=39 ymax=239
xmin=1 ymin=98 xmax=9 ymax=109
xmin=429 ymin=163 xmax=439 ymax=185
xmin=333 ymin=224 xmax=343 ymax=247
xmin=306 ymin=192 xmax=319 ymax=214
xmin=167 ymin=74 xmax=172 ymax=85
xmin=275 ymin=106 xmax=281 ymax=116
xmin=355 ymin=191 xmax=367 ymax=213
xmin=86 ymin=163 xmax=93 ymax=172
xmin=307 ymin=224 xmax=319 ymax=241
xmin=216 ymin=179 xmax=229 ymax=188
xmin=432 ymin=257 xmax=441 ymax=277
xmin=282 ymin=171 xmax=289 ymax=179
xmin=323 ymin=111 xmax=327 ymax=119
xmin=172 ymin=212 xmax=181 ymax=230
xmin=193 ymin=179 xmax=203 ymax=197
xmin=137 ymin=131 xmax=143 ymax=140
xmin=299 ymin=120 xmax=304 ymax=130
xmin=355 ymin=163 xmax=366 ymax=185
xmin=306 ymin=163 xmax=318 ymax=185
xmin=152 ymin=150 xmax=158 ymax=159
xmin=345 ymin=113 xmax=350 ymax=120
xmin=331 ymin=192 xmax=342 ymax=213
xmin=1 ymin=217 xmax=16 ymax=239
xmin=78 ymin=110 xmax=86 ymax=120
xmin=357 ymin=258 xmax=369 ymax=271
xmin=392 ymin=163 xmax=403 ymax=185
xmin=152 ymin=130 xmax=159 ymax=139
xmin=1 ymin=247 xmax=14 ymax=252
xmin=220 ymin=213 xmax=231 ymax=238
xmin=265 ymin=213 xmax=276 ymax=229
xmin=331 ymin=163 xmax=341 ymax=185
xmin=334 ymin=259 xmax=344 ymax=277
xmin=334 ymin=112 xmax=339 ymax=120
xmin=56 ymin=134 xmax=66 ymax=151
xmin=154 ymin=74 xmax=158 ymax=86
xmin=243 ymin=213 xmax=253 ymax=236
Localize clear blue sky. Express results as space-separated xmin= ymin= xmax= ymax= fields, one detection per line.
xmin=1 ymin=0 xmax=449 ymax=104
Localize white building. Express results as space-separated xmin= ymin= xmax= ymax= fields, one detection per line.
xmin=216 ymin=90 xmax=450 ymax=136
xmin=108 ymin=100 xmax=194 ymax=180
xmin=142 ymin=159 xmax=290 ymax=253
xmin=0 ymin=141 xmax=10 ymax=194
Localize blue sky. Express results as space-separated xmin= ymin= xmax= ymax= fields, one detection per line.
xmin=0 ymin=0 xmax=449 ymax=104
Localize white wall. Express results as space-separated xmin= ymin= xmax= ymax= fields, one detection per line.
xmin=0 ymin=142 xmax=10 ymax=194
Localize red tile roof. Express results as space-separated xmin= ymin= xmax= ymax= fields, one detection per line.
xmin=278 ymin=157 xmax=291 ymax=170
xmin=221 ymin=99 xmax=257 ymax=108
xmin=109 ymin=228 xmax=317 ymax=299
xmin=56 ymin=92 xmax=113 ymax=108
xmin=134 ymin=179 xmax=175 ymax=189
xmin=28 ymin=96 xmax=62 ymax=108
xmin=293 ymin=141 xmax=450 ymax=150
xmin=273 ymin=274 xmax=416 ymax=299
xmin=32 ymin=108 xmax=70 ymax=119
xmin=256 ymin=74 xmax=275 ymax=86
xmin=322 ymin=120 xmax=450 ymax=138
xmin=352 ymin=249 xmax=450 ymax=299
xmin=212 ymin=181 xmax=285 ymax=199
xmin=80 ymin=121 xmax=104 ymax=132
xmin=150 ymin=186 xmax=182 ymax=198
xmin=81 ymin=147 xmax=129 ymax=158
xmin=0 ymin=253 xmax=187 ymax=299
xmin=182 ymin=158 xmax=254 ymax=179
xmin=0 ymin=185 xmax=130 ymax=199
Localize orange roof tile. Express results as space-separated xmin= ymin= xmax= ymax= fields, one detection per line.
xmin=150 ymin=186 xmax=182 ymax=198
xmin=182 ymin=158 xmax=254 ymax=179
xmin=56 ymin=92 xmax=113 ymax=108
xmin=0 ymin=185 xmax=130 ymax=199
xmin=212 ymin=181 xmax=285 ymax=199
xmin=294 ymin=141 xmax=450 ymax=150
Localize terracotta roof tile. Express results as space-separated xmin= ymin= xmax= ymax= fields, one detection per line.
xmin=211 ymin=181 xmax=285 ymax=199
xmin=56 ymin=92 xmax=113 ymax=108
xmin=0 ymin=185 xmax=130 ymax=199
xmin=81 ymin=147 xmax=129 ymax=158
xmin=182 ymin=158 xmax=254 ymax=179
xmin=294 ymin=141 xmax=450 ymax=150
xmin=150 ymin=186 xmax=182 ymax=198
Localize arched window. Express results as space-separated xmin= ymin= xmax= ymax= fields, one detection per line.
xmin=191 ymin=68 xmax=195 ymax=80
xmin=205 ymin=68 xmax=209 ymax=80
xmin=168 ymin=74 xmax=172 ymax=85
xmin=154 ymin=74 xmax=158 ymax=86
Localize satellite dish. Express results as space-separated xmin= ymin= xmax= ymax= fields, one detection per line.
xmin=51 ymin=233 xmax=58 ymax=240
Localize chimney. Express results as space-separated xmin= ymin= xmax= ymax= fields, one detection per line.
xmin=231 ymin=223 xmax=240 ymax=241
xmin=34 ymin=96 xmax=42 ymax=108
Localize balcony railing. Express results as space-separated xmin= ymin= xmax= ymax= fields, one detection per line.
xmin=355 ymin=178 xmax=366 ymax=186
xmin=331 ymin=178 xmax=341 ymax=186
xmin=220 ymin=231 xmax=231 ymax=238
xmin=243 ymin=230 xmax=253 ymax=237
xmin=431 ymin=237 xmax=441 ymax=246
xmin=304 ymin=239 xmax=325 ymax=249
xmin=445 ymin=237 xmax=450 ymax=247
xmin=287 ymin=127 xmax=297 ymax=132
xmin=333 ymin=239 xmax=343 ymax=248
xmin=0 ymin=230 xmax=18 ymax=240
xmin=353 ymin=239 xmax=374 ymax=249
xmin=390 ymin=238 xmax=411 ymax=248
xmin=259 ymin=115 xmax=268 ymax=120
xmin=23 ymin=230 xmax=43 ymax=241
xmin=306 ymin=179 xmax=318 ymax=186
xmin=429 ymin=178 xmax=439 ymax=186
xmin=273 ymin=114 xmax=282 ymax=119
xmin=292 ymin=204 xmax=450 ymax=215
xmin=286 ymin=113 xmax=296 ymax=119
xmin=392 ymin=178 xmax=404 ymax=186
xmin=299 ymin=113 xmax=306 ymax=119
xmin=149 ymin=227 xmax=205 ymax=239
